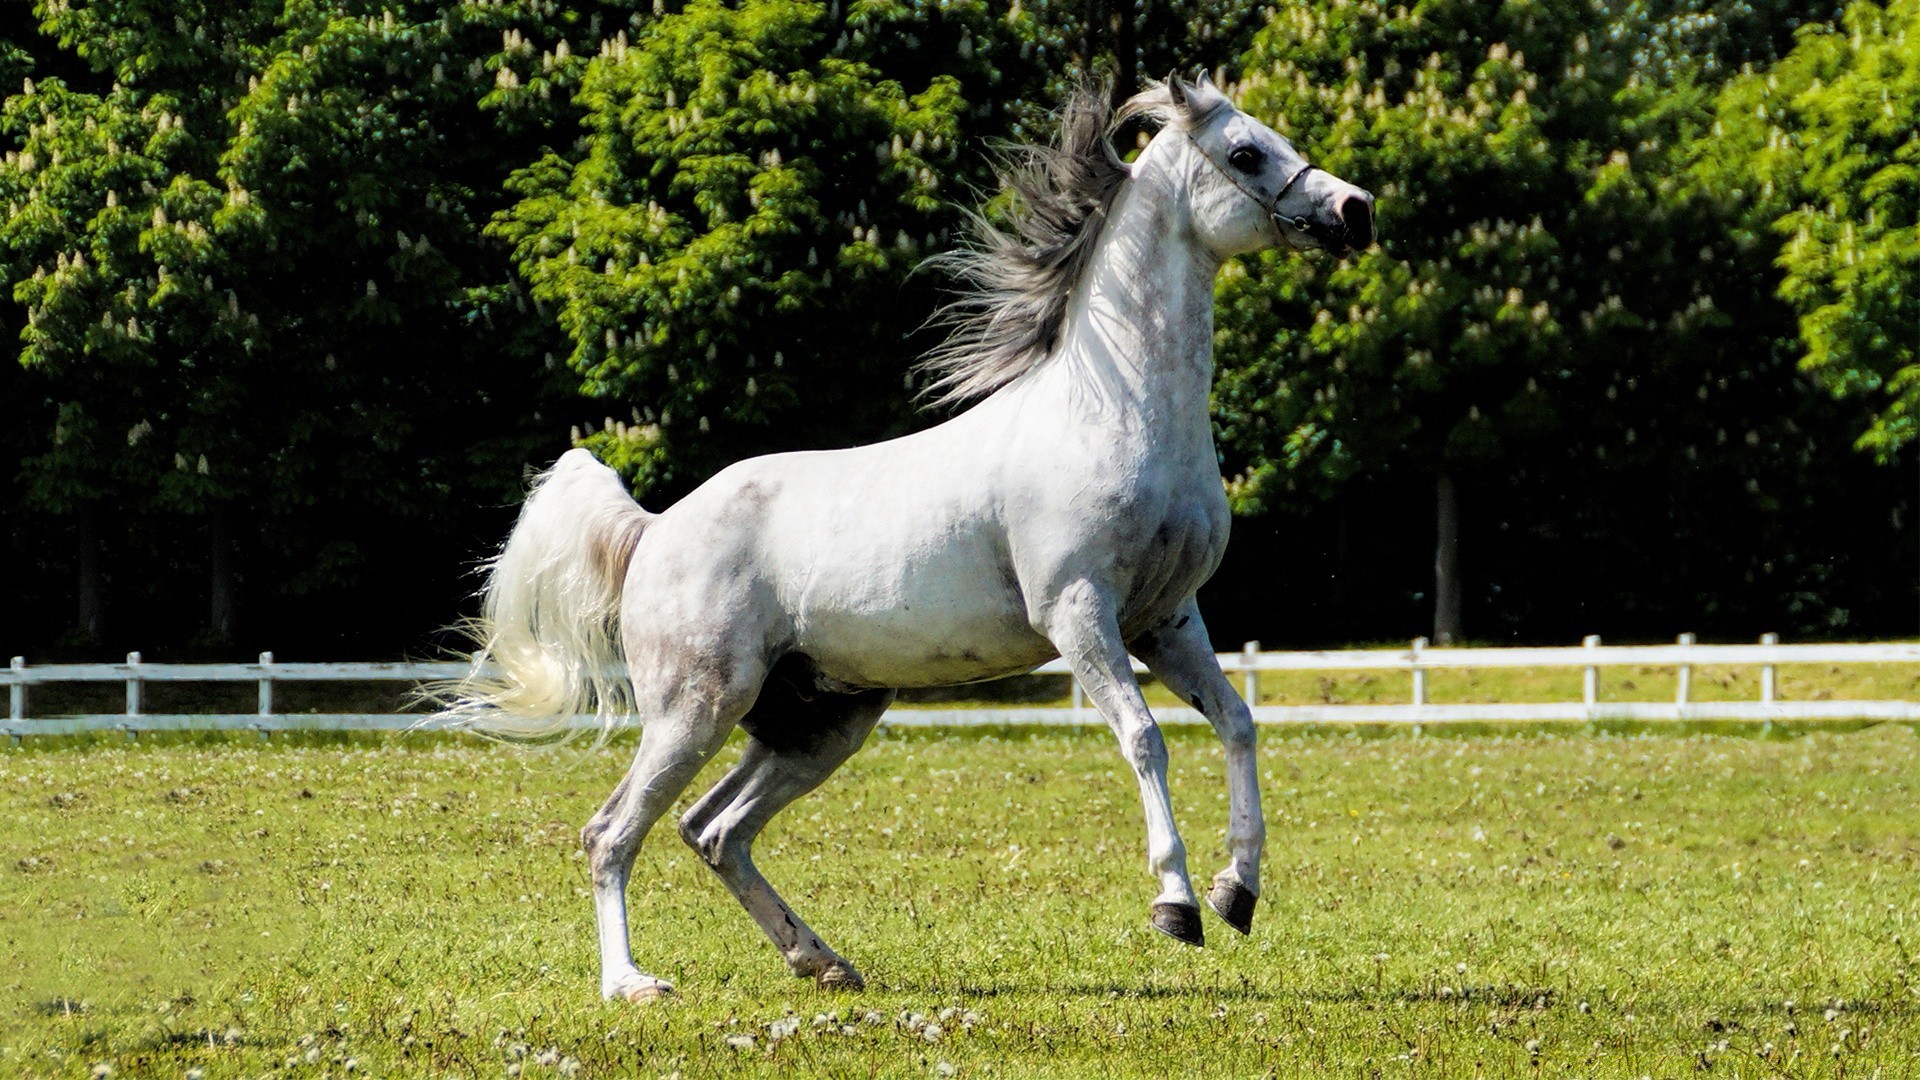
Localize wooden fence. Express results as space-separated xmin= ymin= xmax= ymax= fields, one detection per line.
xmin=4 ymin=635 xmax=1918 ymax=740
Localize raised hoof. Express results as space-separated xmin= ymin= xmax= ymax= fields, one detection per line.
xmin=1207 ymin=881 xmax=1257 ymax=936
xmin=1150 ymin=902 xmax=1205 ymax=947
xmin=609 ymin=975 xmax=675 ymax=1003
xmin=814 ymin=960 xmax=866 ymax=992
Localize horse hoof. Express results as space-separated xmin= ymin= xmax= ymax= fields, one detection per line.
xmin=1207 ymin=881 xmax=1257 ymax=936
xmin=1150 ymin=902 xmax=1204 ymax=947
xmin=814 ymin=960 xmax=866 ymax=992
xmin=610 ymin=975 xmax=674 ymax=1002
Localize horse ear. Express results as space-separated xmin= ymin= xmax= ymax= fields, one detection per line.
xmin=1166 ymin=71 xmax=1193 ymax=117
xmin=1195 ymin=70 xmax=1217 ymax=92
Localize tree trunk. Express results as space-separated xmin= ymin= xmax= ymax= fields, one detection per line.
xmin=1433 ymin=474 xmax=1462 ymax=645
xmin=76 ymin=506 xmax=103 ymax=647
xmin=209 ymin=501 xmax=237 ymax=647
xmin=1331 ymin=502 xmax=1351 ymax=634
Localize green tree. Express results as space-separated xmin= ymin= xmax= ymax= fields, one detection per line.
xmin=1213 ymin=0 xmax=1858 ymax=642
xmin=0 ymin=0 xmax=641 ymax=648
xmin=0 ymin=74 xmax=236 ymax=641
xmin=1709 ymin=0 xmax=1919 ymax=457
xmin=492 ymin=0 xmax=1019 ymax=496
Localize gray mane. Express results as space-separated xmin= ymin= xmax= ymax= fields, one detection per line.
xmin=919 ymin=84 xmax=1186 ymax=407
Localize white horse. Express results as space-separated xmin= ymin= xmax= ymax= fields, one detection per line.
xmin=437 ymin=73 xmax=1374 ymax=1000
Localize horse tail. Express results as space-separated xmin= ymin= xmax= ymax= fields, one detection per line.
xmin=429 ymin=448 xmax=650 ymax=745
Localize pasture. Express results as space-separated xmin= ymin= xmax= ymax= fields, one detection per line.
xmin=5 ymin=722 xmax=1920 ymax=1077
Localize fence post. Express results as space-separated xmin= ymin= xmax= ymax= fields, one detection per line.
xmin=124 ymin=651 xmax=142 ymax=739
xmin=1242 ymin=641 xmax=1261 ymax=707
xmin=8 ymin=656 xmax=22 ymax=746
xmin=1675 ymin=633 xmax=1695 ymax=707
xmin=1070 ymin=674 xmax=1083 ymax=718
xmin=1410 ymin=637 xmax=1427 ymax=708
xmin=257 ymin=651 xmax=275 ymax=740
xmin=1582 ymin=635 xmax=1601 ymax=709
xmin=1760 ymin=632 xmax=1779 ymax=704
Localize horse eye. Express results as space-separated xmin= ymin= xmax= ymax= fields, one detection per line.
xmin=1227 ymin=146 xmax=1264 ymax=173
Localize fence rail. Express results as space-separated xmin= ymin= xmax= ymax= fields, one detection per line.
xmin=4 ymin=636 xmax=1919 ymax=739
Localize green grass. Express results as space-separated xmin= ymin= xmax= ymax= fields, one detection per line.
xmin=7 ymin=724 xmax=1920 ymax=1076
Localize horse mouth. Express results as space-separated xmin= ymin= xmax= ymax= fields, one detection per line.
xmin=1300 ymin=217 xmax=1355 ymax=258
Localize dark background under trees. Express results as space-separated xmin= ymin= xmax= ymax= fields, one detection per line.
xmin=1 ymin=0 xmax=1915 ymax=662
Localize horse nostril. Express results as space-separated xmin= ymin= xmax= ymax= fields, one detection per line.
xmin=1336 ymin=193 xmax=1375 ymax=250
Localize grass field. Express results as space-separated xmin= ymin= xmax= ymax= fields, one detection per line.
xmin=6 ymin=722 xmax=1920 ymax=1077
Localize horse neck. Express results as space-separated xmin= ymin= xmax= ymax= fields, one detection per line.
xmin=1042 ymin=159 xmax=1221 ymax=445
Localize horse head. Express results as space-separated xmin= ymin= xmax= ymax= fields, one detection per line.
xmin=1139 ymin=71 xmax=1376 ymax=260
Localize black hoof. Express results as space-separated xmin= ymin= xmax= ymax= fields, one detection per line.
xmin=1150 ymin=902 xmax=1204 ymax=947
xmin=1207 ymin=881 xmax=1257 ymax=936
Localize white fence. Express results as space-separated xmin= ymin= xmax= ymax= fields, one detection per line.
xmin=3 ymin=635 xmax=1918 ymax=740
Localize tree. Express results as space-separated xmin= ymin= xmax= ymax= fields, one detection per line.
xmin=0 ymin=74 xmax=236 ymax=642
xmin=0 ymin=0 xmax=642 ymax=650
xmin=1211 ymin=0 xmax=1866 ymax=643
xmin=492 ymin=0 xmax=1022 ymax=497
xmin=1709 ymin=0 xmax=1919 ymax=458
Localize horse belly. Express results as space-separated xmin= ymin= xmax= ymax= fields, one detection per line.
xmin=791 ymin=567 xmax=1054 ymax=689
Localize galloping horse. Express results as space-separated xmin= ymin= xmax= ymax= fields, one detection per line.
xmin=437 ymin=73 xmax=1374 ymax=1000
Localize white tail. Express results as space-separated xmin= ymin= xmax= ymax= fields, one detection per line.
xmin=430 ymin=449 xmax=650 ymax=743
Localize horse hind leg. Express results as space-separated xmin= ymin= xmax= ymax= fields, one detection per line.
xmin=679 ymin=679 xmax=892 ymax=990
xmin=582 ymin=661 xmax=758 ymax=1002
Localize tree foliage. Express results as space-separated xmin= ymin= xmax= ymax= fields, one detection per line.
xmin=1708 ymin=0 xmax=1920 ymax=457
xmin=492 ymin=0 xmax=1021 ymax=494
xmin=1201 ymin=0 xmax=1902 ymax=638
xmin=0 ymin=0 xmax=1912 ymax=655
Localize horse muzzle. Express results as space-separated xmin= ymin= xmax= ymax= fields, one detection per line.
xmin=1295 ymin=190 xmax=1375 ymax=258
xmin=1335 ymin=191 xmax=1375 ymax=252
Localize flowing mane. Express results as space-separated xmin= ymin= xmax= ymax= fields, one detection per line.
xmin=918 ymin=83 xmax=1192 ymax=407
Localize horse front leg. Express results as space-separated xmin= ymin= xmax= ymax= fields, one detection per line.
xmin=1133 ymin=599 xmax=1266 ymax=936
xmin=1044 ymin=582 xmax=1203 ymax=945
